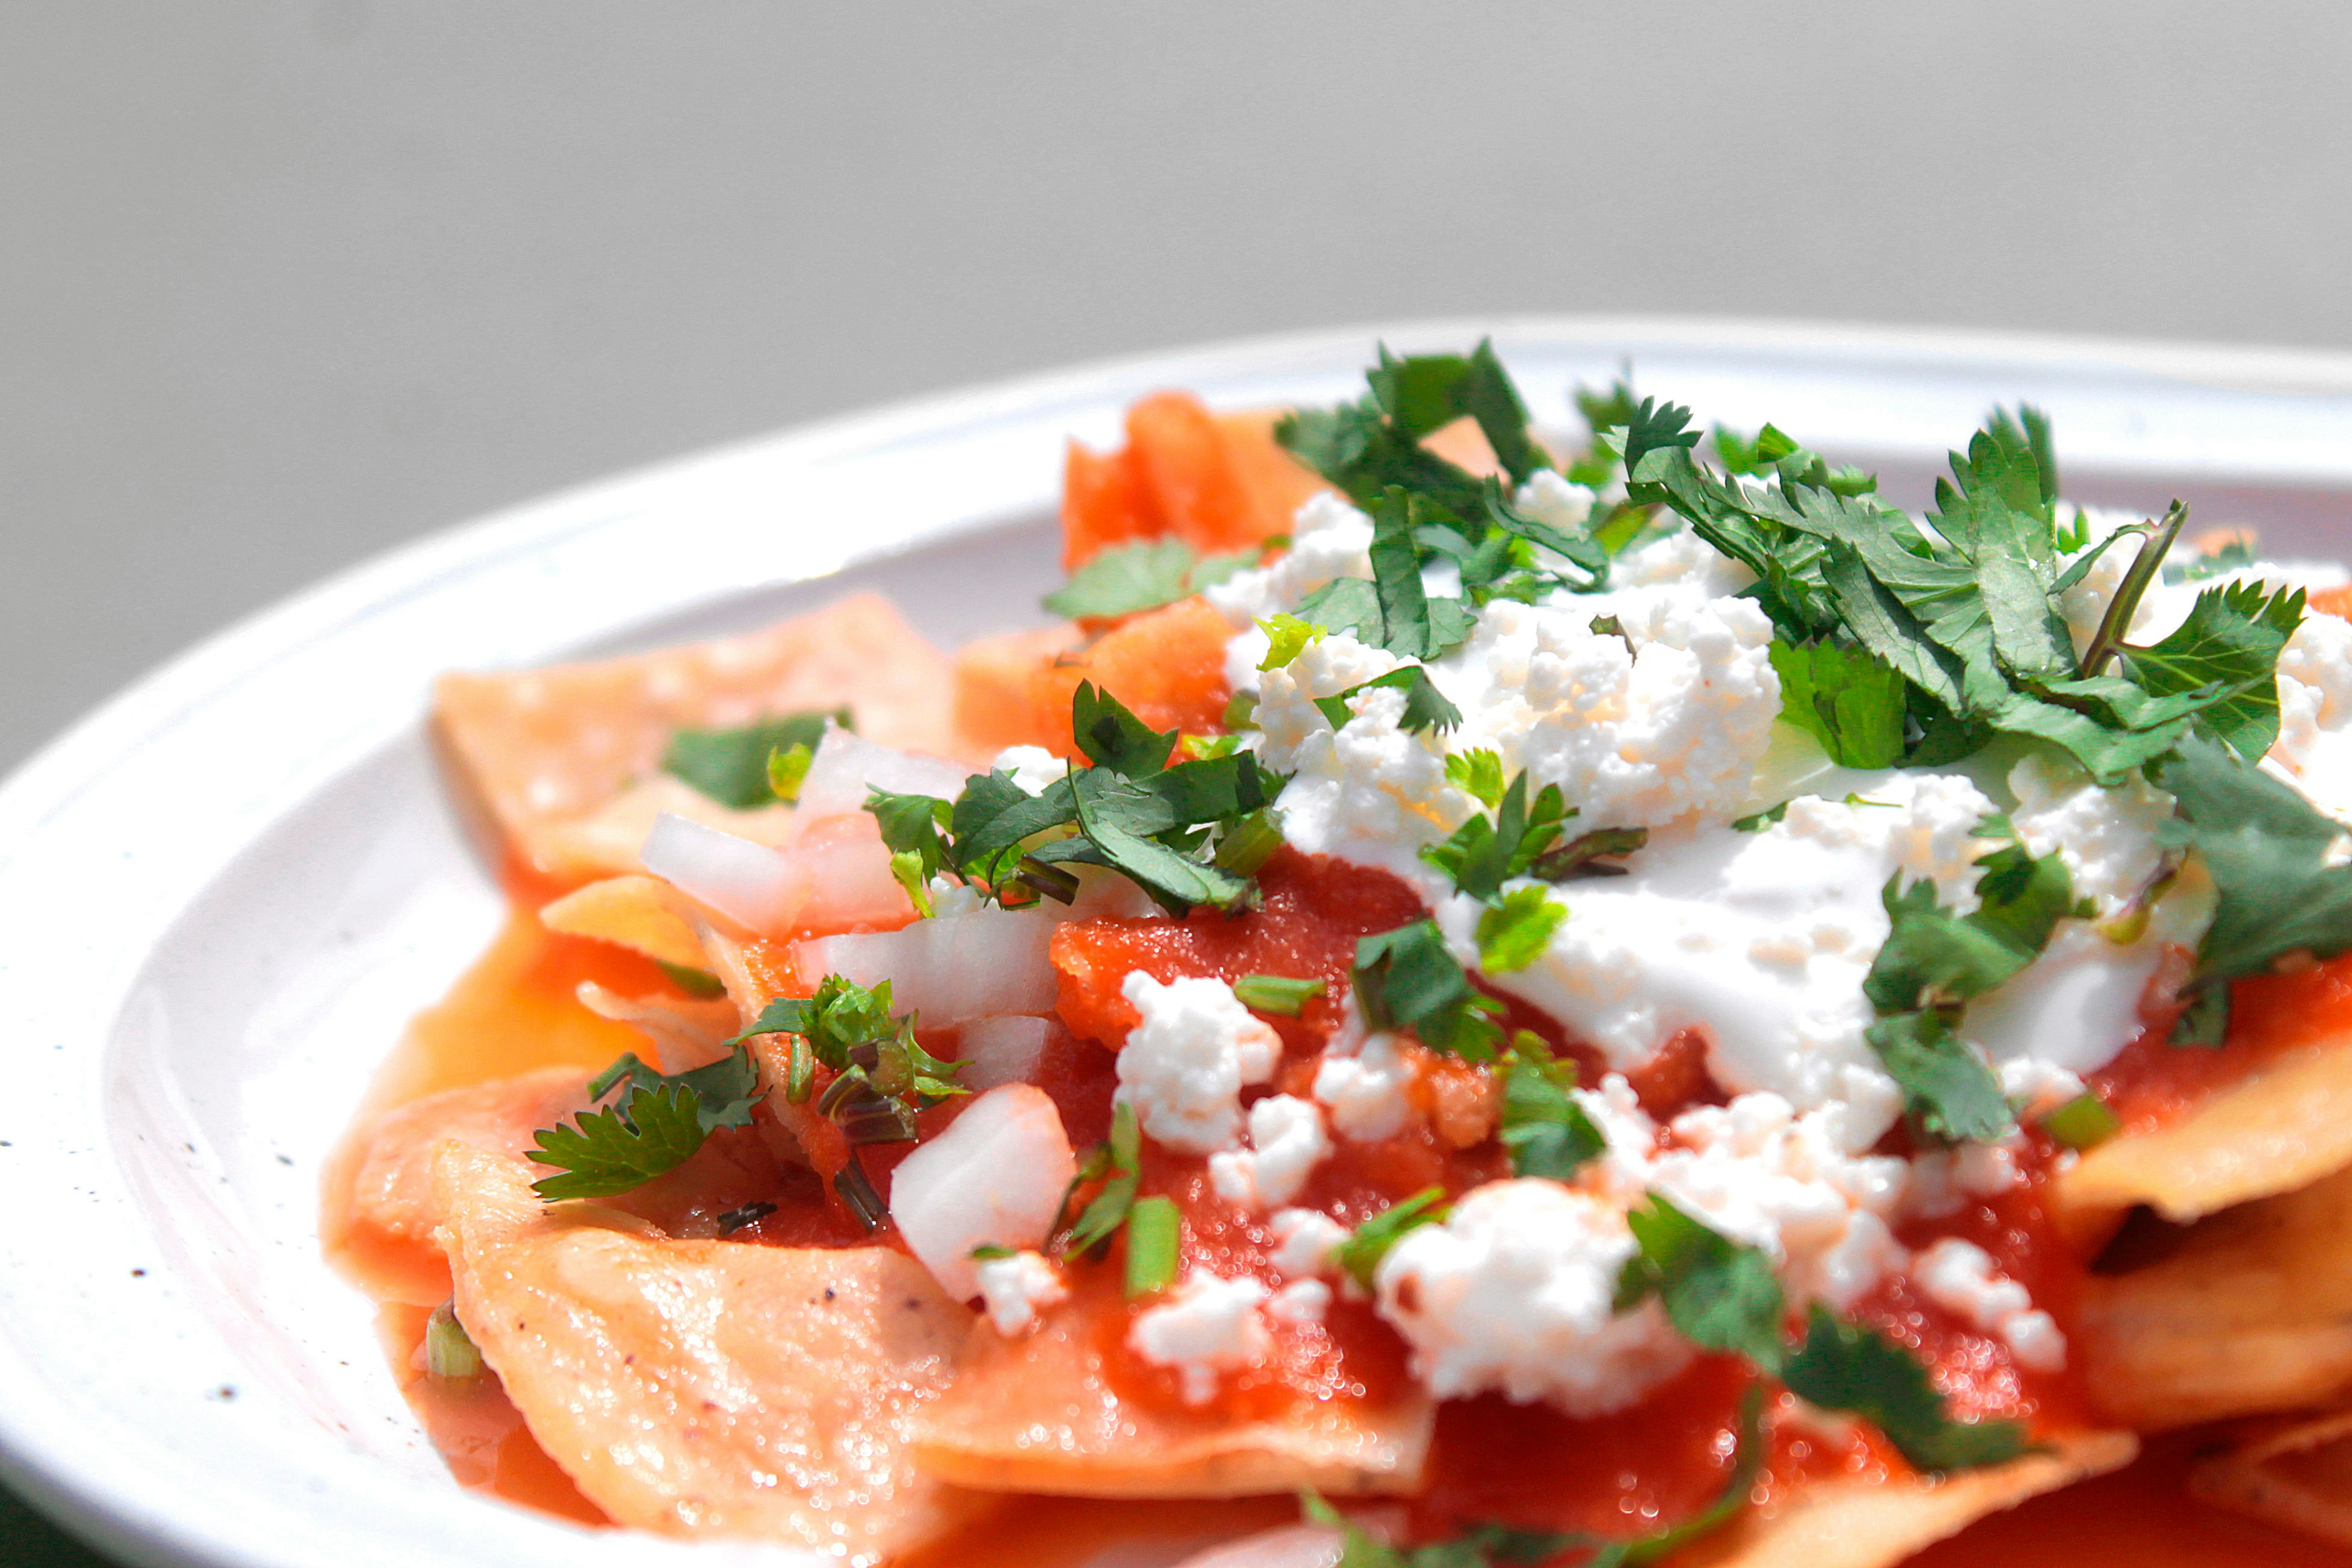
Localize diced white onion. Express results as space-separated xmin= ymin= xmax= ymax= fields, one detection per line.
xmin=795 ymin=724 xmax=972 ymax=819
xmin=799 ymin=907 xmax=1058 ymax=1025
xmin=889 ymin=1084 xmax=1075 ymax=1300
xmin=790 ymin=813 xmax=917 ymax=931
xmin=1165 ymin=1525 xmax=1345 ymax=1568
xmin=956 ymin=1015 xmax=1055 ymax=1091
xmin=641 ymin=813 xmax=810 ymax=933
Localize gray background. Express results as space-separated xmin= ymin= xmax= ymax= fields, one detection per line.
xmin=8 ymin=1 xmax=2352 ymax=773
xmin=13 ymin=3 xmax=2352 ymax=780
xmin=1 ymin=4 xmax=2350 ymax=1560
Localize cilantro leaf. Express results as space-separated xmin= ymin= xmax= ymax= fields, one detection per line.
xmin=529 ymin=1040 xmax=765 ymax=1200
xmin=1445 ymin=748 xmax=1506 ymax=808
xmin=2120 ymin=578 xmax=2304 ymax=759
xmin=661 ymin=708 xmax=848 ymax=809
xmin=1476 ymin=885 xmax=1566 ymax=973
xmin=1070 ymin=764 xmax=1256 ymax=914
xmin=1314 ymin=666 xmax=1464 ymax=735
xmin=527 ymin=1085 xmax=714 ymax=1201
xmin=1259 ymin=612 xmax=1325 ymax=669
xmin=1334 ymin=1187 xmax=1447 ymax=1289
xmin=1073 ymin=681 xmax=1179 ymax=775
xmin=1353 ymin=921 xmax=1504 ymax=1059
xmin=1042 ymin=539 xmax=1256 ymax=620
xmin=1769 ymin=640 xmax=1905 ymax=769
xmin=2153 ymin=730 xmax=2352 ymax=985
xmin=1422 ymin=772 xmax=1571 ymax=902
xmin=1498 ymin=1036 xmax=1603 ymax=1177
xmin=1619 ymin=1195 xmax=1786 ymax=1366
xmin=1365 ymin=340 xmax=1547 ymax=483
xmin=1061 ymin=1102 xmax=1142 ymax=1256
xmin=1780 ymin=1305 xmax=2032 ymax=1473
xmin=947 ymin=769 xmax=1079 ymax=876
xmin=1864 ymin=1009 xmax=2012 ymax=1144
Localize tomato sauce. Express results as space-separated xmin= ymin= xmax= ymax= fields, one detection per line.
xmin=336 ymin=846 xmax=2352 ymax=1566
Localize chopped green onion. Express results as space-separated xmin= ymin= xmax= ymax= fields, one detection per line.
xmin=655 ymin=960 xmax=727 ymax=999
xmin=785 ymin=1038 xmax=815 ymax=1103
xmin=1214 ymin=809 xmax=1284 ymax=876
xmin=969 ymin=1242 xmax=1017 ymax=1262
xmin=2041 ymin=1092 xmax=2121 ymax=1151
xmin=1124 ymin=1197 xmax=1182 ymax=1298
xmin=833 ymin=1160 xmax=887 ymax=1232
xmin=425 ymin=1301 xmax=483 ymax=1380
xmin=1232 ymin=973 xmax=1324 ymax=1017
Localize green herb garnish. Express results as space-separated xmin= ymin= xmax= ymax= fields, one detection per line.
xmin=526 ymin=1038 xmax=763 ymax=1200
xmin=660 ymin=708 xmax=848 ymax=809
xmin=1333 ymin=1187 xmax=1447 ymax=1289
xmin=1043 ymin=539 xmax=1258 ymax=620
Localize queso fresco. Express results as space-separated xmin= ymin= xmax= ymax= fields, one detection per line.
xmin=327 ymin=344 xmax=2352 ymax=1567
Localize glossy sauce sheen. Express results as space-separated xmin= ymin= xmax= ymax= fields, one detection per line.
xmin=338 ymin=860 xmax=2352 ymax=1565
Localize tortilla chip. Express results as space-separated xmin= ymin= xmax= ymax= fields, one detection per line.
xmin=2077 ymin=1161 xmax=2352 ymax=1428
xmin=907 ymin=1303 xmax=1433 ymax=1499
xmin=432 ymin=1144 xmax=983 ymax=1561
xmin=538 ymin=874 xmax=707 ymax=971
xmin=1675 ymin=1432 xmax=2137 ymax=1568
xmin=2191 ymin=1406 xmax=2352 ymax=1548
xmin=321 ymin=1067 xmax=591 ymax=1306
xmin=2055 ymin=1033 xmax=2352 ymax=1234
xmin=434 ymin=593 xmax=960 ymax=879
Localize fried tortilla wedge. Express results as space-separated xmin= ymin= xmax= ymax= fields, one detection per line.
xmin=2078 ymin=1161 xmax=2352 ymax=1429
xmin=2191 ymin=1406 xmax=2352 ymax=1549
xmin=432 ymin=1144 xmax=984 ymax=1563
xmin=538 ymin=873 xmax=708 ymax=970
xmin=907 ymin=1304 xmax=1434 ymax=1499
xmin=323 ymin=1067 xmax=591 ymax=1306
xmin=1675 ymin=1431 xmax=2138 ymax=1568
xmin=435 ymin=592 xmax=960 ymax=879
xmin=2055 ymin=1032 xmax=2352 ymax=1235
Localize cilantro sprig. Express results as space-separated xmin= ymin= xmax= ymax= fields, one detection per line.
xmin=527 ymin=1041 xmax=764 ymax=1201
xmin=864 ymin=682 xmax=1282 ymax=917
xmin=1624 ymin=398 xmax=2301 ymax=786
xmin=1497 ymin=1035 xmax=1604 ymax=1179
xmin=1859 ymin=827 xmax=2088 ymax=1143
xmin=732 ymin=972 xmax=966 ymax=1146
xmin=1617 ymin=1195 xmax=2031 ymax=1474
xmin=1353 ymin=922 xmax=1504 ymax=1060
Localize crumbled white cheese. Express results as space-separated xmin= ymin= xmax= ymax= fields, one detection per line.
xmin=1268 ymin=1207 xmax=1350 ymax=1279
xmin=1312 ymin=1029 xmax=1416 ymax=1141
xmin=1374 ymin=1180 xmax=1692 ymax=1415
xmin=1128 ymin=1272 xmax=1276 ymax=1404
xmin=1208 ymin=1095 xmax=1332 ymax=1210
xmin=991 ymin=745 xmax=1070 ymax=797
xmin=1211 ymin=491 xmax=1377 ymax=684
xmin=1115 ymin=973 xmax=1282 ymax=1154
xmin=1904 ymin=1141 xmax=2025 ymax=1221
xmin=1268 ymin=1279 xmax=1333 ymax=1325
xmin=2006 ymin=753 xmax=2172 ymax=915
xmin=1649 ymin=1092 xmax=1912 ymax=1311
xmin=1914 ymin=1238 xmax=2066 ymax=1372
xmin=2272 ymin=609 xmax=2352 ymax=820
xmin=973 ymin=1250 xmax=1068 ymax=1336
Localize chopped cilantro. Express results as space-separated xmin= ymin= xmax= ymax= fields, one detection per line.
xmin=1334 ymin=1187 xmax=1447 ymax=1289
xmin=656 ymin=959 xmax=727 ymax=998
xmin=1769 ymin=639 xmax=1906 ymax=769
xmin=729 ymin=974 xmax=961 ymax=1151
xmin=1780 ymin=1304 xmax=2031 ymax=1472
xmin=1043 ymin=539 xmax=1256 ymax=619
xmin=1354 ymin=921 xmax=1504 ymax=1060
xmin=765 ymin=742 xmax=815 ymax=804
xmin=527 ymin=1038 xmax=763 ymax=1201
xmin=660 ymin=708 xmax=848 ymax=809
xmin=1445 ymin=748 xmax=1506 ymax=808
xmin=1258 ymin=612 xmax=1325 ymax=669
xmin=1619 ymin=1198 xmax=2030 ymax=1474
xmin=1073 ymin=681 xmax=1178 ymax=775
xmin=1497 ymin=1035 xmax=1602 ymax=1178
xmin=1476 ymin=885 xmax=1566 ymax=973
xmin=2167 ymin=535 xmax=2260 ymax=583
xmin=2153 ymin=730 xmax=2352 ymax=987
xmin=1233 ymin=973 xmax=1325 ymax=1016
xmin=1058 ymin=1102 xmax=1142 ymax=1256
xmin=1314 ymin=665 xmax=1464 ymax=734
xmin=1422 ymin=772 xmax=1571 ymax=903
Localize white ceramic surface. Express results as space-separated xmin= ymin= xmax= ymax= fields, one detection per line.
xmin=7 ymin=317 xmax=2352 ymax=1568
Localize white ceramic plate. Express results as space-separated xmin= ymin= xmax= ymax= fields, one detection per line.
xmin=8 ymin=317 xmax=2352 ymax=1568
